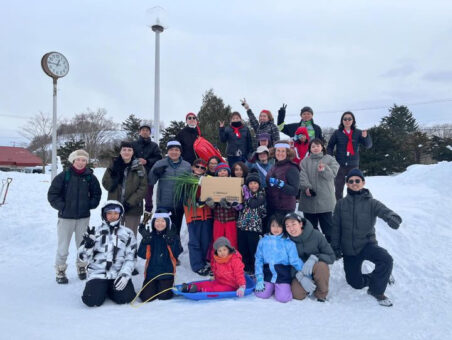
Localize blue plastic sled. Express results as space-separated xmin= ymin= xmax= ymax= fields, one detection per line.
xmin=173 ymin=274 xmax=256 ymax=301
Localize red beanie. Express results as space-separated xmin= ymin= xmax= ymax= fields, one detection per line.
xmin=186 ymin=112 xmax=197 ymax=120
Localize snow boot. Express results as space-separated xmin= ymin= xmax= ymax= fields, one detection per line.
xmin=56 ymin=264 xmax=69 ymax=284
xmin=77 ymin=266 xmax=87 ymax=280
xmin=132 ymin=268 xmax=139 ymax=276
xmin=181 ymin=283 xmax=198 ymax=293
xmin=367 ymin=289 xmax=393 ymax=307
xmin=196 ymin=264 xmax=211 ymax=276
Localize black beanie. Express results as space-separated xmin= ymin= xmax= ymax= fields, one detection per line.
xmin=346 ymin=168 xmax=365 ymax=181
xmin=245 ymin=169 xmax=261 ymax=186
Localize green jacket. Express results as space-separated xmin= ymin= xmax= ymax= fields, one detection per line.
xmin=102 ymin=158 xmax=147 ymax=216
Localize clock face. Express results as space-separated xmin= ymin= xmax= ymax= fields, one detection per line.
xmin=45 ymin=52 xmax=69 ymax=78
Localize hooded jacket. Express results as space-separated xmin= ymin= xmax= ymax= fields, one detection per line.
xmin=292 ymin=126 xmax=310 ymax=165
xmin=176 ymin=125 xmax=200 ymax=165
xmin=298 ymin=153 xmax=339 ymax=213
xmin=132 ymin=136 xmax=162 ymax=174
xmin=331 ymin=188 xmax=402 ymax=256
xmin=211 ymin=251 xmax=246 ymax=289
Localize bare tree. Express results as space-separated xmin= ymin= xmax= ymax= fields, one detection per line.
xmin=58 ymin=108 xmax=118 ymax=160
xmin=20 ymin=112 xmax=53 ymax=173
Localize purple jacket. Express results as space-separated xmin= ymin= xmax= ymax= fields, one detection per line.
xmin=266 ymin=160 xmax=300 ymax=212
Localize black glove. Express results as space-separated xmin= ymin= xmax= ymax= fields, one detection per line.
xmin=387 ymin=214 xmax=402 ymax=229
xmin=277 ymin=103 xmax=287 ymax=125
xmin=308 ymin=189 xmax=317 ymax=197
xmin=138 ymin=223 xmax=152 ymax=240
xmin=334 ymin=249 xmax=343 ymax=261
xmin=152 ymin=165 xmax=168 ymax=177
xmin=83 ymin=226 xmax=96 ymax=249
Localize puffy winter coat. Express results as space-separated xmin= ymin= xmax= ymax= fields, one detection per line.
xmin=331 ymin=188 xmax=402 ymax=256
xmin=266 ymin=159 xmax=300 ymax=212
xmin=237 ymin=188 xmax=267 ymax=233
xmin=132 ymin=137 xmax=162 ymax=174
xmin=48 ymin=167 xmax=102 ymax=219
xmin=211 ymin=251 xmax=246 ymax=289
xmin=292 ymin=127 xmax=310 ymax=165
xmin=327 ymin=128 xmax=372 ymax=167
xmin=246 ymin=109 xmax=280 ymax=147
xmin=298 ymin=153 xmax=339 ymax=213
xmin=78 ymin=222 xmax=137 ymax=281
xmin=247 ymin=159 xmax=274 ymax=188
xmin=255 ymin=234 xmax=303 ymax=284
xmin=288 ymin=219 xmax=335 ymax=265
xmin=277 ymin=112 xmax=324 ymax=140
xmin=175 ymin=126 xmax=200 ymax=165
xmin=137 ymin=229 xmax=183 ymax=281
xmin=148 ymin=157 xmax=192 ymax=209
xmin=219 ymin=124 xmax=253 ymax=159
xmin=102 ymin=158 xmax=148 ymax=216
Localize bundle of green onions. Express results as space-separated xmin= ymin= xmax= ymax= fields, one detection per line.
xmin=164 ymin=173 xmax=201 ymax=210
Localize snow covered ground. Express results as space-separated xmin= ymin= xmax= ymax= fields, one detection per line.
xmin=0 ymin=162 xmax=451 ymax=340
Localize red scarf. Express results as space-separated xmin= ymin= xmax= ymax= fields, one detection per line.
xmin=71 ymin=165 xmax=86 ymax=175
xmin=343 ymin=129 xmax=355 ymax=155
xmin=231 ymin=125 xmax=242 ymax=138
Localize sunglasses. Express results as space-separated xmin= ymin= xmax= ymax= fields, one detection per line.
xmin=187 ymin=116 xmax=197 ymax=120
xmin=347 ymin=179 xmax=362 ymax=184
xmin=194 ymin=165 xmax=206 ymax=170
xmin=343 ymin=117 xmax=353 ymax=121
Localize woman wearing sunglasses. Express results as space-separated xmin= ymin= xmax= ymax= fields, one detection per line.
xmin=175 ymin=112 xmax=202 ymax=165
xmin=331 ymin=168 xmax=402 ymax=307
xmin=327 ymin=111 xmax=372 ymax=200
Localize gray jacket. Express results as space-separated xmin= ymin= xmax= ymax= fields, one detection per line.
xmin=78 ymin=222 xmax=137 ymax=281
xmin=148 ymin=157 xmax=192 ymax=209
xmin=289 ymin=219 xmax=335 ymax=265
xmin=298 ymin=153 xmax=339 ymax=214
xmin=331 ymin=188 xmax=402 ymax=256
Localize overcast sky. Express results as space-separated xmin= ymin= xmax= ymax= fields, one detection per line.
xmin=2 ymin=0 xmax=452 ymax=147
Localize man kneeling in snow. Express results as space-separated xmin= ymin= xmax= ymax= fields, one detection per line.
xmin=78 ymin=200 xmax=137 ymax=307
xmin=331 ymin=169 xmax=402 ymax=307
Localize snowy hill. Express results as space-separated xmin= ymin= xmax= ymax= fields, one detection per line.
xmin=0 ymin=163 xmax=451 ymax=340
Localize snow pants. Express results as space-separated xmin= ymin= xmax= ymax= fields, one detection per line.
xmin=139 ymin=278 xmax=174 ymax=302
xmin=82 ymin=278 xmax=136 ymax=307
xmin=188 ymin=219 xmax=213 ymax=272
xmin=255 ymin=282 xmax=292 ymax=303
xmin=343 ymin=243 xmax=393 ymax=295
xmin=55 ymin=217 xmax=89 ymax=268
xmin=334 ymin=165 xmax=356 ymax=200
xmin=237 ymin=230 xmax=260 ymax=273
xmin=213 ymin=220 xmax=238 ymax=249
xmin=291 ymin=261 xmax=330 ymax=300
xmin=194 ymin=280 xmax=236 ymax=293
xmin=303 ymin=212 xmax=333 ymax=243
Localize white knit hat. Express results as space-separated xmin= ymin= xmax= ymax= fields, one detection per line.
xmin=68 ymin=149 xmax=89 ymax=163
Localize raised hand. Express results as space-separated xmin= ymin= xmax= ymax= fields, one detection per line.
xmin=318 ymin=161 xmax=325 ymax=172
xmin=240 ymin=98 xmax=250 ymax=110
xmin=219 ymin=121 xmax=225 ymax=128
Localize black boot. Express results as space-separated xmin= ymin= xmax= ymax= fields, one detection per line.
xmin=56 ymin=265 xmax=69 ymax=284
xmin=77 ymin=266 xmax=87 ymax=280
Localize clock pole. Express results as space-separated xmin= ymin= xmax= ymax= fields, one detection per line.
xmin=51 ymin=77 xmax=58 ymax=180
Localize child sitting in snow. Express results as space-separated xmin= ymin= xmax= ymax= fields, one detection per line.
xmin=181 ymin=237 xmax=246 ymax=297
xmin=237 ymin=169 xmax=267 ymax=274
xmin=137 ymin=208 xmax=183 ymax=302
xmin=78 ymin=200 xmax=137 ymax=307
xmin=254 ymin=214 xmax=303 ymax=303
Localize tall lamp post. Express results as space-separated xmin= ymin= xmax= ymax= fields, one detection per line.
xmin=41 ymin=52 xmax=69 ymax=180
xmin=147 ymin=6 xmax=167 ymax=143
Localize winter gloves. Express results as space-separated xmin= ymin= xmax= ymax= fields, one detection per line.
xmin=296 ymin=271 xmax=316 ymax=294
xmin=269 ymin=177 xmax=285 ymax=188
xmin=82 ymin=226 xmax=96 ymax=249
xmin=152 ymin=164 xmax=168 ymax=177
xmin=236 ymin=285 xmax=246 ymax=297
xmin=386 ymin=213 xmax=402 ymax=229
xmin=138 ymin=224 xmax=152 ymax=243
xmin=255 ymin=276 xmax=265 ymax=292
xmin=114 ymin=274 xmax=129 ymax=291
xmin=334 ymin=248 xmax=343 ymax=261
xmin=302 ymin=255 xmax=319 ymax=276
xmin=205 ymin=197 xmax=215 ymax=208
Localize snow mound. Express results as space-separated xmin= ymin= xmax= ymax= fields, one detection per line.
xmin=0 ymin=162 xmax=451 ymax=340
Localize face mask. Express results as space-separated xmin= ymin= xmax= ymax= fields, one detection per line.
xmin=231 ymin=121 xmax=242 ymax=127
xmin=188 ymin=124 xmax=197 ymax=128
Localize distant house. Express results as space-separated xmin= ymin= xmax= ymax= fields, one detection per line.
xmin=0 ymin=146 xmax=43 ymax=171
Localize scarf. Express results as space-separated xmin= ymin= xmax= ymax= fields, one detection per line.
xmin=214 ymin=253 xmax=233 ymax=264
xmin=71 ymin=166 xmax=86 ymax=175
xmin=231 ymin=124 xmax=242 ymax=138
xmin=343 ymin=129 xmax=355 ymax=155
xmin=301 ymin=120 xmax=315 ymax=139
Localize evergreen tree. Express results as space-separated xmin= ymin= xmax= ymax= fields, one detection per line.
xmin=122 ymin=114 xmax=143 ymax=141
xmin=159 ymin=121 xmax=185 ymax=152
xmin=197 ymin=89 xmax=232 ymax=155
xmin=57 ymin=139 xmax=86 ymax=169
xmin=381 ymin=104 xmax=418 ymax=135
xmin=431 ymin=135 xmax=452 ymax=161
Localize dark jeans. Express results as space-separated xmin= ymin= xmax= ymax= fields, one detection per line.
xmin=334 ymin=165 xmax=356 ymax=200
xmin=82 ymin=278 xmax=136 ymax=307
xmin=343 ymin=243 xmax=393 ymax=295
xmin=188 ymin=219 xmax=213 ymax=272
xmin=237 ymin=230 xmax=260 ymax=273
xmin=145 ymin=184 xmax=154 ymax=212
xmin=139 ymin=278 xmax=174 ymax=302
xmin=303 ymin=212 xmax=333 ymax=243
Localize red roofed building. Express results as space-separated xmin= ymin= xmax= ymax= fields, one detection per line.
xmin=0 ymin=146 xmax=43 ymax=170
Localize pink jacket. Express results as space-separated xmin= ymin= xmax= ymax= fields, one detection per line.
xmin=211 ymin=251 xmax=246 ymax=289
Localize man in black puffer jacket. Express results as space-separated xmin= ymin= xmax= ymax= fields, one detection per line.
xmin=132 ymin=123 xmax=162 ymax=212
xmin=332 ymin=168 xmax=402 ymax=307
xmin=48 ymin=149 xmax=102 ymax=284
xmin=175 ymin=112 xmax=201 ymax=165
xmin=277 ymin=105 xmax=323 ymax=140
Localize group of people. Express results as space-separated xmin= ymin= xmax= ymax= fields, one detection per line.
xmin=47 ymin=102 xmax=402 ymax=308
